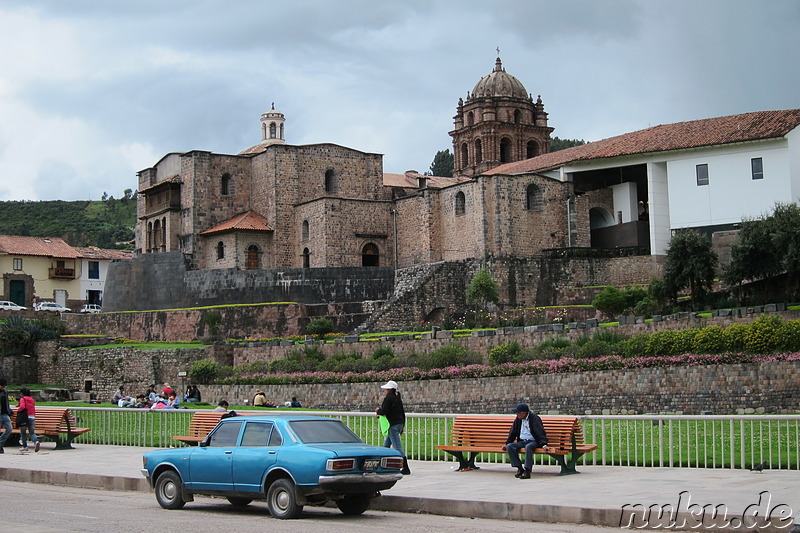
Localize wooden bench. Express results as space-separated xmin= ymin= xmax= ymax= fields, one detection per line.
xmin=172 ymin=411 xmax=259 ymax=445
xmin=435 ymin=415 xmax=598 ymax=475
xmin=10 ymin=407 xmax=91 ymax=450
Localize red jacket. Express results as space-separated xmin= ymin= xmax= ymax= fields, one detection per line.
xmin=18 ymin=395 xmax=36 ymax=417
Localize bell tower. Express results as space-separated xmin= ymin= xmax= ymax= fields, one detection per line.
xmin=260 ymin=102 xmax=286 ymax=146
xmin=450 ymin=57 xmax=553 ymax=177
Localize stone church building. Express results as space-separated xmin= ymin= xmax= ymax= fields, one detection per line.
xmin=110 ymin=57 xmax=800 ymax=325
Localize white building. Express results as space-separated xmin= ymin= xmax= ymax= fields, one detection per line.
xmin=486 ymin=109 xmax=800 ymax=256
xmin=74 ymin=247 xmax=133 ymax=307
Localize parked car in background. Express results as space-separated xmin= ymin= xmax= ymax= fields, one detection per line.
xmin=141 ymin=415 xmax=405 ymax=518
xmin=80 ymin=304 xmax=102 ymax=313
xmin=0 ymin=301 xmax=27 ymax=311
xmin=34 ymin=301 xmax=71 ymax=313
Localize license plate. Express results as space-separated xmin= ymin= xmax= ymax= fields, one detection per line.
xmin=362 ymin=459 xmax=379 ymax=471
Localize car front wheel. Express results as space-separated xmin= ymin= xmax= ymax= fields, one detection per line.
xmin=154 ymin=470 xmax=186 ymax=509
xmin=335 ymin=494 xmax=371 ymax=515
xmin=266 ymin=478 xmax=303 ymax=519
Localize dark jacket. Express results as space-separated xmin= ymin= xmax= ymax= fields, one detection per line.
xmin=506 ymin=413 xmax=547 ymax=447
xmin=0 ymin=389 xmax=10 ymax=416
xmin=377 ymin=391 xmax=405 ymax=426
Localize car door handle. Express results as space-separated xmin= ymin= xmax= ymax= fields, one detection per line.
xmin=268 ymin=450 xmax=276 ymax=454
xmin=225 ymin=450 xmax=233 ymax=454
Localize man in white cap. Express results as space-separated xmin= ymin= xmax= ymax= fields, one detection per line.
xmin=376 ymin=380 xmax=411 ymax=475
xmin=502 ymin=402 xmax=548 ymax=479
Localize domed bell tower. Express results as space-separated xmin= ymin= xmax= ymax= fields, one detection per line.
xmin=450 ymin=57 xmax=553 ymax=177
xmin=260 ymin=102 xmax=286 ymax=146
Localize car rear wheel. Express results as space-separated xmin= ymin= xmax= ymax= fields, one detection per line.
xmin=154 ymin=470 xmax=186 ymax=509
xmin=226 ymin=497 xmax=253 ymax=507
xmin=335 ymin=494 xmax=371 ymax=515
xmin=266 ymin=478 xmax=303 ymax=519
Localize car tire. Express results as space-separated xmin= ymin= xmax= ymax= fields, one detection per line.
xmin=154 ymin=470 xmax=186 ymax=510
xmin=266 ymin=478 xmax=303 ymax=519
xmin=335 ymin=494 xmax=371 ymax=515
xmin=226 ymin=497 xmax=253 ymax=507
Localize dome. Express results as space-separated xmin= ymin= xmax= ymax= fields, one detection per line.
xmin=471 ymin=57 xmax=529 ymax=100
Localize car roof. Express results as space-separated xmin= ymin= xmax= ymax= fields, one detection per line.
xmin=218 ymin=414 xmax=334 ymax=423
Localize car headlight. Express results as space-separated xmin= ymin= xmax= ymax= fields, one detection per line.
xmin=326 ymin=458 xmax=356 ymax=471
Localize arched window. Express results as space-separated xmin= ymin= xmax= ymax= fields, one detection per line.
xmin=467 ymin=111 xmax=474 ymax=126
xmin=526 ymin=141 xmax=539 ymax=159
xmin=147 ymin=221 xmax=153 ymax=251
xmin=216 ymin=241 xmax=225 ymax=260
xmin=302 ymin=247 xmax=310 ymax=268
xmin=455 ymin=191 xmax=466 ymax=216
xmin=461 ymin=143 xmax=469 ymax=168
xmin=269 ymin=122 xmax=277 ymax=138
xmin=362 ymin=243 xmax=379 ymax=267
xmin=526 ymin=184 xmax=543 ymax=211
xmin=262 ymin=122 xmax=267 ymax=140
xmin=514 ymin=109 xmax=522 ymax=124
xmin=221 ymin=173 xmax=231 ymax=195
xmin=324 ymin=169 xmax=337 ymax=193
xmin=500 ymin=138 xmax=512 ymax=163
xmin=161 ymin=217 xmax=167 ymax=251
xmin=279 ymin=123 xmax=284 ymax=140
xmin=246 ymin=245 xmax=260 ymax=270
xmin=475 ymin=139 xmax=482 ymax=164
xmin=302 ymin=220 xmax=309 ymax=240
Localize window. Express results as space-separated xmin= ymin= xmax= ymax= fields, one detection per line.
xmin=216 ymin=242 xmax=225 ymax=260
xmin=324 ymin=169 xmax=337 ymax=193
xmin=302 ymin=220 xmax=309 ymax=240
xmin=461 ymin=143 xmax=469 ymax=167
xmin=525 ymin=184 xmax=543 ymax=211
xmin=221 ymin=173 xmax=232 ymax=195
xmin=269 ymin=122 xmax=277 ymax=138
xmin=474 ymin=139 xmax=482 ymax=163
xmin=302 ymin=247 xmax=310 ymax=268
xmin=13 ymin=258 xmax=22 ymax=271
xmin=455 ymin=191 xmax=466 ymax=216
xmin=362 ymin=243 xmax=379 ymax=267
xmin=500 ymin=138 xmax=512 ymax=163
xmin=751 ymin=157 xmax=763 ymax=180
xmin=696 ymin=164 xmax=709 ymax=186
xmin=526 ymin=141 xmax=539 ymax=159
xmin=241 ymin=422 xmax=274 ymax=447
xmin=514 ymin=109 xmax=522 ymax=124
xmin=208 ymin=422 xmax=241 ymax=447
xmin=88 ymin=261 xmax=100 ymax=279
xmin=467 ymin=111 xmax=474 ymax=126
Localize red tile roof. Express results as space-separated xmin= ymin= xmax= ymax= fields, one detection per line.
xmin=75 ymin=246 xmax=134 ymax=260
xmin=0 ymin=235 xmax=81 ymax=258
xmin=383 ymin=171 xmax=473 ymax=189
xmin=485 ymin=109 xmax=800 ymax=175
xmin=199 ymin=211 xmax=273 ymax=235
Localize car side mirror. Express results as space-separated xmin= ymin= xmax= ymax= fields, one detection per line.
xmin=199 ymin=438 xmax=209 ymax=447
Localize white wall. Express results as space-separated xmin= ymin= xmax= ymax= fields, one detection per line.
xmin=611 ymin=182 xmax=638 ymax=223
xmin=666 ymin=140 xmax=792 ymax=228
xmin=787 ymin=127 xmax=800 ymax=202
xmin=647 ymin=162 xmax=670 ymax=256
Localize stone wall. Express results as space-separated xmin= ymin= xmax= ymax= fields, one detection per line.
xmin=201 ymin=359 xmax=800 ymax=415
xmin=103 ymin=251 xmax=394 ymax=312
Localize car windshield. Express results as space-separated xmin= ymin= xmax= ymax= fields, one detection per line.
xmin=289 ymin=420 xmax=363 ymax=444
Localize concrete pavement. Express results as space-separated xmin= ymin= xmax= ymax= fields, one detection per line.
xmin=1 ymin=442 xmax=798 ymax=531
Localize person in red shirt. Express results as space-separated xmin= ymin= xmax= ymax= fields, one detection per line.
xmin=161 ymin=383 xmax=174 ymax=398
xmin=17 ymin=388 xmax=40 ymax=452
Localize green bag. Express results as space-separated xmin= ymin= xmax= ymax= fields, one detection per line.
xmin=379 ymin=415 xmax=390 ymax=436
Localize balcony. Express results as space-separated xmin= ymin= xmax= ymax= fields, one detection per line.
xmin=49 ymin=267 xmax=76 ymax=279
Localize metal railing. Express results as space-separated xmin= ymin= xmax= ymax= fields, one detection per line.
xmin=68 ymin=408 xmax=800 ymax=470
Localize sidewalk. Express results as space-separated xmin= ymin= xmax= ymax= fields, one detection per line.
xmin=1 ymin=442 xmax=798 ymax=531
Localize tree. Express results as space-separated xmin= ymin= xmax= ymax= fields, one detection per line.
xmin=549 ymin=137 xmax=586 ymax=153
xmin=428 ymin=149 xmax=454 ymax=177
xmin=306 ymin=317 xmax=334 ymax=340
xmin=466 ymin=267 xmax=500 ymax=309
xmin=662 ymin=231 xmax=718 ymax=310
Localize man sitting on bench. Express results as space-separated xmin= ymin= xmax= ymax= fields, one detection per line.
xmin=502 ymin=403 xmax=548 ymax=479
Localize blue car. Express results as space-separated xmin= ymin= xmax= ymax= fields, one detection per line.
xmin=141 ymin=414 xmax=404 ymax=518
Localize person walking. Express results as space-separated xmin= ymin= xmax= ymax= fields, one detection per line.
xmin=0 ymin=378 xmax=12 ymax=453
xmin=376 ymin=380 xmax=411 ymax=475
xmin=502 ymin=402 xmax=548 ymax=479
xmin=16 ymin=387 xmax=40 ymax=453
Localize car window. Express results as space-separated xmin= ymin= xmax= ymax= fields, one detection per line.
xmin=241 ymin=421 xmax=275 ymax=447
xmin=289 ymin=420 xmax=362 ymax=444
xmin=208 ymin=421 xmax=242 ymax=447
xmin=269 ymin=426 xmax=283 ymax=446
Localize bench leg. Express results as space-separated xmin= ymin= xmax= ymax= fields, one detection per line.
xmin=52 ymin=433 xmax=75 ymax=450
xmin=549 ymin=452 xmax=584 ymax=475
xmin=446 ymin=451 xmax=481 ymax=471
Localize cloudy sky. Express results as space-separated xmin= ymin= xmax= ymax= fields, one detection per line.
xmin=1 ymin=0 xmax=798 ymax=201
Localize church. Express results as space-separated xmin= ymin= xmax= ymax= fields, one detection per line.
xmin=119 ymin=57 xmax=800 ymax=319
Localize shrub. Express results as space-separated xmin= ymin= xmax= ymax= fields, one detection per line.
xmin=744 ymin=315 xmax=783 ymax=353
xmin=371 ymin=345 xmax=395 ymax=360
xmin=692 ymin=326 xmax=726 ymax=354
xmin=489 ymin=341 xmax=522 ymax=365
xmin=203 ymin=310 xmax=222 ymax=339
xmin=645 ymin=330 xmax=680 ymax=356
xmin=722 ymin=323 xmax=748 ymax=352
xmin=618 ymin=334 xmax=650 ymax=358
xmin=673 ymin=328 xmax=701 ymax=354
xmin=417 ymin=344 xmax=481 ymax=370
xmin=591 ymin=287 xmax=628 ymax=318
xmin=576 ymin=339 xmax=614 ymax=359
xmin=306 ymin=317 xmax=335 ymax=340
xmin=591 ymin=329 xmax=627 ymax=345
xmin=189 ymin=359 xmax=222 ymax=383
xmin=779 ymin=319 xmax=800 ymax=351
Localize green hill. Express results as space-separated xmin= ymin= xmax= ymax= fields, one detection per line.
xmin=0 ymin=192 xmax=137 ymax=249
